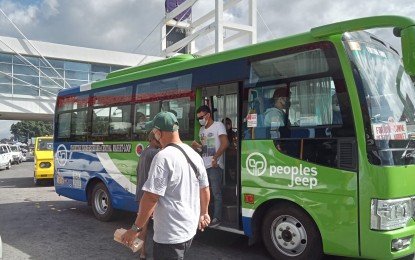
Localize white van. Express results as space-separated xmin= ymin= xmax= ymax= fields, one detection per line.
xmin=0 ymin=144 xmax=12 ymax=170
xmin=9 ymin=145 xmax=23 ymax=164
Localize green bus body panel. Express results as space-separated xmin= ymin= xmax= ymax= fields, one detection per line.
xmin=106 ymin=54 xmax=197 ymax=79
xmin=359 ymin=164 xmax=415 ymax=259
xmin=329 ymin=33 xmax=415 ymax=258
xmin=311 ymin=15 xmax=415 ymax=37
xmin=241 ymin=140 xmax=359 ymax=256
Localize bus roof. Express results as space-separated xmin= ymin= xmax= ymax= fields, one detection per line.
xmin=56 ymin=15 xmax=415 ymax=96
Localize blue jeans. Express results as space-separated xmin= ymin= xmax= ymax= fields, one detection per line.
xmin=207 ymin=167 xmax=223 ymax=220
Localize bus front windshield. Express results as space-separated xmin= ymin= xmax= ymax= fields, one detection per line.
xmin=346 ymin=32 xmax=415 ymax=166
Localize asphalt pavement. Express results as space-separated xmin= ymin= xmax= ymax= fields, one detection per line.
xmin=1 ymin=157 xmax=414 ymax=260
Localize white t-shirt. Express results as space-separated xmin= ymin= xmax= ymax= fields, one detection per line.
xmin=142 ymin=143 xmax=209 ymax=244
xmin=199 ymin=121 xmax=227 ymax=169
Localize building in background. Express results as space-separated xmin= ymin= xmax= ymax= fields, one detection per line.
xmin=0 ymin=35 xmax=161 ymax=121
xmin=0 ymin=35 xmax=160 ymax=97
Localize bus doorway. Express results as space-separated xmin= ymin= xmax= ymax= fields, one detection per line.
xmin=199 ymin=82 xmax=241 ymax=230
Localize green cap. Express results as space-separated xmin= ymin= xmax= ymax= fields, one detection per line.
xmin=145 ymin=111 xmax=179 ymax=132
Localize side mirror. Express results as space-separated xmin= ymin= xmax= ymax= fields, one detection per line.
xmin=400 ymin=26 xmax=415 ymax=76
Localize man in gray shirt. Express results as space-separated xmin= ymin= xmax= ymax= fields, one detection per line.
xmin=135 ymin=131 xmax=160 ymax=259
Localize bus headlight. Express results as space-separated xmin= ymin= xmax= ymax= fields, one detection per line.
xmin=371 ymin=198 xmax=412 ymax=230
xmin=39 ymin=162 xmax=51 ymax=168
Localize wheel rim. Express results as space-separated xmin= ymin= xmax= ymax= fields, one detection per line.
xmin=94 ymin=189 xmax=109 ymax=215
xmin=270 ymin=215 xmax=307 ymax=257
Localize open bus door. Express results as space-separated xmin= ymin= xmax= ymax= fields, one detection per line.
xmin=200 ymin=82 xmax=241 ymax=230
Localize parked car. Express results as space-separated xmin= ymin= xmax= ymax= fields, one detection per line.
xmin=0 ymin=144 xmax=12 ymax=170
xmin=9 ymin=144 xmax=24 ymax=164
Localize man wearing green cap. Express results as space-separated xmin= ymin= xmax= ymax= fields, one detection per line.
xmin=122 ymin=111 xmax=211 ymax=259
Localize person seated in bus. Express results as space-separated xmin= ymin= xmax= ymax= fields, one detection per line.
xmin=264 ymin=87 xmax=289 ymax=128
xmin=135 ymin=112 xmax=146 ymax=130
xmin=263 ymin=87 xmax=291 ymax=140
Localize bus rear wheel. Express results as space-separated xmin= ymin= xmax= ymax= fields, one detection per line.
xmin=262 ymin=203 xmax=323 ymax=260
xmin=91 ymin=182 xmax=114 ymax=222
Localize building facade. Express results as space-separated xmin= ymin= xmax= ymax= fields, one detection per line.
xmin=0 ymin=36 xmax=160 ymax=121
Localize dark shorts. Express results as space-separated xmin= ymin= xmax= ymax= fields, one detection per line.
xmin=153 ymin=237 xmax=193 ymax=260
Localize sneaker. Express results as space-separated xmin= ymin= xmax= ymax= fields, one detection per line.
xmin=209 ymin=218 xmax=221 ymax=228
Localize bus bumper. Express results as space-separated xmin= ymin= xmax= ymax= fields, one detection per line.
xmin=361 ymin=227 xmax=415 ymax=259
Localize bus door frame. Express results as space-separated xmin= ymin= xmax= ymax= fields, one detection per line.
xmin=199 ymin=82 xmax=242 ymax=229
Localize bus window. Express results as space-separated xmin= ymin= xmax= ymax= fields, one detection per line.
xmin=70 ymin=110 xmax=88 ymax=141
xmin=57 ymin=113 xmax=71 ymax=139
xmin=161 ymin=98 xmax=194 ymax=140
xmin=133 ymin=104 xmax=149 ymax=141
xmin=90 ymin=105 xmax=131 ymax=141
xmin=109 ymin=105 xmax=131 ymax=140
xmin=245 ymin=44 xmax=355 ymax=169
xmin=92 ymin=107 xmax=110 ymax=140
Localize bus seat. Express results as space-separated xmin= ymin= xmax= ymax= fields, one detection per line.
xmin=290 ymin=128 xmax=310 ymax=138
xmin=252 ymin=127 xmax=269 ymax=139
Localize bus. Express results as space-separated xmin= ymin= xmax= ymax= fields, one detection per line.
xmin=34 ymin=136 xmax=54 ymax=185
xmin=54 ymin=16 xmax=415 ymax=259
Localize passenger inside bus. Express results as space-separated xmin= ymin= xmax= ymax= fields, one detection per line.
xmin=222 ymin=117 xmax=237 ymax=184
xmin=264 ymin=87 xmax=289 ymax=128
xmin=135 ymin=112 xmax=146 ymax=130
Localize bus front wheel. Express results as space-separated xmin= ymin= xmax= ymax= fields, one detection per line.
xmin=262 ymin=203 xmax=323 ymax=260
xmin=91 ymin=183 xmax=114 ymax=222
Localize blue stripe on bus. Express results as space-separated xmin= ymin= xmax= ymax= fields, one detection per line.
xmin=58 ymin=86 xmax=81 ymax=95
xmin=242 ymin=216 xmax=253 ymax=237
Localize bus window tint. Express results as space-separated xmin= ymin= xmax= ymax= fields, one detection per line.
xmin=70 ymin=110 xmax=88 ymax=141
xmin=92 ymin=85 xmax=132 ymax=106
xmin=109 ymin=105 xmax=131 ymax=140
xmin=57 ymin=113 xmax=71 ymax=139
xmin=162 ymin=98 xmax=193 ymax=139
xmin=92 ymin=107 xmax=110 ymax=139
xmin=288 ymin=78 xmax=335 ymax=127
xmin=133 ymin=104 xmax=149 ymax=141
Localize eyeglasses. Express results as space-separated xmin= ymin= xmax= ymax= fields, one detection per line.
xmin=197 ymin=113 xmax=207 ymax=120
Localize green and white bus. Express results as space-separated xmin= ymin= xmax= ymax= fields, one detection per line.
xmin=54 ymin=16 xmax=415 ymax=259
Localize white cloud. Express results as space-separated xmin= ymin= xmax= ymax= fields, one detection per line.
xmin=0 ymin=0 xmax=412 ymax=54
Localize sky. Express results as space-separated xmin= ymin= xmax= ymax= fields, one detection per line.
xmin=0 ymin=0 xmax=414 ymax=138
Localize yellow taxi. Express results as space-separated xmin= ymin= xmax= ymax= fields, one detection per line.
xmin=34 ymin=136 xmax=54 ymax=185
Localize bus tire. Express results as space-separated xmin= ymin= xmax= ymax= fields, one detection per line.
xmin=91 ymin=182 xmax=114 ymax=222
xmin=262 ymin=203 xmax=323 ymax=260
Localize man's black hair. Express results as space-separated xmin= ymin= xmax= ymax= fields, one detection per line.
xmin=196 ymin=105 xmax=211 ymax=114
